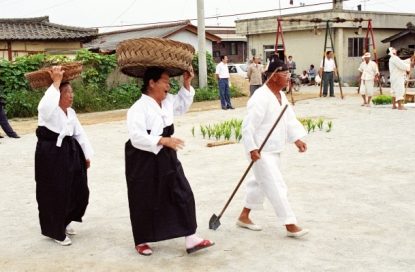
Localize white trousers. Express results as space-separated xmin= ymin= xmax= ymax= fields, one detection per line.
xmin=390 ymin=75 xmax=405 ymax=101
xmin=360 ymin=79 xmax=374 ymax=96
xmin=244 ymin=152 xmax=297 ymax=225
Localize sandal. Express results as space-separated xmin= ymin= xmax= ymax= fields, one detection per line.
xmin=186 ymin=239 xmax=215 ymax=254
xmin=136 ymin=244 xmax=152 ymax=256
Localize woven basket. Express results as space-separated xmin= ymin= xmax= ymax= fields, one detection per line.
xmin=24 ymin=61 xmax=83 ymax=89
xmin=116 ymin=38 xmax=195 ymax=78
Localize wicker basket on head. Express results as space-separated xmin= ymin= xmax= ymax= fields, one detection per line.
xmin=116 ymin=38 xmax=195 ymax=78
xmin=24 ymin=61 xmax=83 ymax=89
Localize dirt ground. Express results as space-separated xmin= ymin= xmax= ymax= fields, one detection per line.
xmin=2 ymin=86 xmax=413 ymax=271
xmin=6 ymin=84 xmax=363 ymax=136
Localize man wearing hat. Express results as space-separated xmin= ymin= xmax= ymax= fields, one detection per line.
xmin=236 ymin=59 xmax=309 ymax=237
xmin=358 ymin=52 xmax=379 ymax=106
xmin=387 ymin=47 xmax=415 ymax=110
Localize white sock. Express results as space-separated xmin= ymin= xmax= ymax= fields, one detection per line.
xmin=185 ymin=234 xmax=203 ymax=248
xmin=138 ymin=243 xmax=152 ymax=254
xmin=66 ymin=224 xmax=72 ymax=230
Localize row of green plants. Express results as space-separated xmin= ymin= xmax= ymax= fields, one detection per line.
xmin=371 ymin=95 xmax=392 ymax=105
xmin=191 ymin=118 xmax=243 ymax=142
xmin=0 ymin=50 xmax=245 ymax=118
xmin=298 ymin=118 xmax=333 ymax=133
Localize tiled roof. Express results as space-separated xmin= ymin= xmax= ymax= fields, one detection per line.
xmin=0 ymin=16 xmax=98 ymax=41
xmin=84 ymin=20 xmax=221 ymax=51
xmin=381 ymin=29 xmax=415 ymax=43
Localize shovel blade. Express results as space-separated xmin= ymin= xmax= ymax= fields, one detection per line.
xmin=209 ymin=214 xmax=221 ymax=230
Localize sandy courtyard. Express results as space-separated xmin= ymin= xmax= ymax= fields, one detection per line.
xmin=1 ymin=87 xmax=414 ymax=271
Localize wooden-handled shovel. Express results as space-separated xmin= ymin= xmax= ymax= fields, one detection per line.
xmin=209 ymin=104 xmax=289 ymax=230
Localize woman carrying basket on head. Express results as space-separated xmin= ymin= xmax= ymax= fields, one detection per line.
xmin=125 ymin=66 xmax=214 ymax=256
xmin=35 ymin=66 xmax=93 ymax=246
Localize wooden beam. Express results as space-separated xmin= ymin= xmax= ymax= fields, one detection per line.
xmin=7 ymin=42 xmax=12 ymax=61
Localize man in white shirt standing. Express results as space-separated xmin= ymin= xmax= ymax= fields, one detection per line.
xmin=215 ymin=55 xmax=234 ymax=110
xmin=247 ymin=56 xmax=263 ymax=97
xmin=387 ymin=47 xmax=415 ymax=110
xmin=358 ymin=52 xmax=379 ymax=107
xmin=318 ymin=51 xmax=338 ymax=97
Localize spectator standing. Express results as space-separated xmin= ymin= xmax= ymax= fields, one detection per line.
xmin=358 ymin=52 xmax=379 ymax=106
xmin=215 ymin=55 xmax=235 ymax=110
xmin=287 ymin=56 xmax=296 ymax=74
xmin=318 ymin=51 xmax=338 ymax=97
xmin=247 ymin=56 xmax=263 ymax=96
xmin=387 ymin=47 xmax=415 ymax=110
xmin=0 ymin=95 xmax=20 ymax=139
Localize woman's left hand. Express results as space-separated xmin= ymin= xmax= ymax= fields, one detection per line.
xmin=183 ymin=67 xmax=194 ymax=91
xmin=86 ymin=159 xmax=91 ymax=169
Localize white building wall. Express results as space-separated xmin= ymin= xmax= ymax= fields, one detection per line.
xmin=170 ymin=31 xmax=213 ymax=54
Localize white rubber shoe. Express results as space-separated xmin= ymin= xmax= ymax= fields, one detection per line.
xmin=54 ymin=236 xmax=72 ymax=246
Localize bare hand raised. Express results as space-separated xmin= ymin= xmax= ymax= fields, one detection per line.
xmin=48 ymin=66 xmax=65 ymax=90
xmin=183 ymin=67 xmax=194 ymax=91
xmin=158 ymin=137 xmax=185 ymax=152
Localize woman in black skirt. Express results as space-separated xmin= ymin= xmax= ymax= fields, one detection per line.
xmin=35 ymin=66 xmax=93 ymax=246
xmin=125 ymin=67 xmax=214 ymax=256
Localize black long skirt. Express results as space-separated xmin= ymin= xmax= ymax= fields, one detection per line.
xmin=125 ymin=124 xmax=197 ymax=246
xmin=35 ymin=126 xmax=89 ymax=241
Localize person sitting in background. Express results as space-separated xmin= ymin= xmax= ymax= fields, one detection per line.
xmin=307 ymin=65 xmax=316 ymax=86
xmin=299 ymin=70 xmax=309 ymax=85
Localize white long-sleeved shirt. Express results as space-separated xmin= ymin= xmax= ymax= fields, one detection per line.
xmin=242 ymin=85 xmax=306 ymax=155
xmin=127 ymin=85 xmax=195 ymax=155
xmin=358 ymin=60 xmax=379 ymax=80
xmin=37 ymin=85 xmax=94 ymax=159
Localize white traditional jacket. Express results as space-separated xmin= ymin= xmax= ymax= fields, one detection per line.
xmin=242 ymin=85 xmax=306 ymax=155
xmin=127 ymin=86 xmax=195 ymax=155
xmin=37 ymin=85 xmax=94 ymax=159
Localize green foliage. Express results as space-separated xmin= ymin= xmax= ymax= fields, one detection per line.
xmin=0 ymin=53 xmax=67 ymax=96
xmin=196 ymin=118 xmax=243 ymax=142
xmin=349 ymin=81 xmax=359 ymax=87
xmin=298 ymin=117 xmax=332 ymax=133
xmin=1 ymin=50 xmax=244 ymax=118
xmin=192 ymin=51 xmax=216 ymax=74
xmin=74 ymin=49 xmax=117 ymax=87
xmin=326 ymin=121 xmax=333 ymax=132
xmin=317 ymin=118 xmax=324 ymax=131
xmin=3 ymin=89 xmax=44 ymax=118
xmin=371 ymin=95 xmax=392 ymax=105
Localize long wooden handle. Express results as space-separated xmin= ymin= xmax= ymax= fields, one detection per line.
xmin=217 ymin=104 xmax=289 ymax=218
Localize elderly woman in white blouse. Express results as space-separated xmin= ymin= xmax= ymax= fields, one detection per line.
xmin=125 ymin=67 xmax=214 ymax=256
xmin=35 ymin=66 xmax=93 ymax=246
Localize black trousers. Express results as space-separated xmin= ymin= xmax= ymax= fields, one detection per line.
xmin=0 ymin=106 xmax=17 ymax=137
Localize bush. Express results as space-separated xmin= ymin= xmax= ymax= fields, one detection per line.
xmin=372 ymin=95 xmax=392 ymax=105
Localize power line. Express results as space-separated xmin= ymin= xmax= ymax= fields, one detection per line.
xmin=23 ymin=0 xmax=74 ymax=16
xmin=91 ymin=0 xmax=346 ymax=29
xmin=104 ymin=0 xmax=137 ymax=32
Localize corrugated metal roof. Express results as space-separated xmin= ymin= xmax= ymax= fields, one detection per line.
xmin=84 ymin=20 xmax=221 ymax=51
xmin=84 ymin=24 xmax=186 ymax=51
xmin=0 ymin=16 xmax=98 ymax=41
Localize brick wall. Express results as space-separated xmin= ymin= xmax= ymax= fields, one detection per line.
xmin=212 ymin=41 xmax=247 ymax=63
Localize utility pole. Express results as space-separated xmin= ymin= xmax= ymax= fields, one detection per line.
xmin=197 ymin=0 xmax=207 ymax=89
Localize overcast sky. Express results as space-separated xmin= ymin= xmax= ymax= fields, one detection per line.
xmin=0 ymin=0 xmax=413 ymax=32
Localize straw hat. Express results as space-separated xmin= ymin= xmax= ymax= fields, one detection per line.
xmin=24 ymin=61 xmax=83 ymax=89
xmin=116 ymin=38 xmax=195 ymax=78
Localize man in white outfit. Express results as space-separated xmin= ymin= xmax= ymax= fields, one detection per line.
xmin=236 ymin=59 xmax=309 ymax=237
xmin=387 ymin=47 xmax=415 ymax=110
xmin=358 ymin=52 xmax=379 ymax=107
